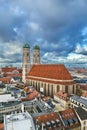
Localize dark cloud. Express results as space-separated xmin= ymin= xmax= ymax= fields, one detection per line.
xmin=0 ymin=0 xmax=87 ymax=66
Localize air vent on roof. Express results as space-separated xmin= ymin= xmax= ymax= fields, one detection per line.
xmin=46 ymin=122 xmax=51 ymax=128
xmin=51 ymin=120 xmax=56 ymax=127
xmin=73 ymin=117 xmax=78 ymax=123
xmin=64 ymin=120 xmax=68 ymax=126
xmin=68 ymin=119 xmax=73 ymax=125
xmin=42 ymin=123 xmax=46 ymax=130
xmin=56 ymin=119 xmax=61 ymax=126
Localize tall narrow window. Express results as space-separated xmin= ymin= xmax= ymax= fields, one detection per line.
xmin=72 ymin=85 xmax=74 ymax=94
xmin=65 ymin=85 xmax=68 ymax=93
xmin=57 ymin=85 xmax=60 ymax=92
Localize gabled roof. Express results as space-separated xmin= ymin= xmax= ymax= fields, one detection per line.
xmin=0 ymin=123 xmax=4 ymax=130
xmin=2 ymin=67 xmax=17 ymax=73
xmin=76 ymin=107 xmax=87 ymax=120
xmin=6 ymin=73 xmax=22 ymax=77
xmin=55 ymin=91 xmax=69 ymax=101
xmin=27 ymin=64 xmax=74 ymax=85
xmin=0 ymin=77 xmax=11 ymax=82
xmin=34 ymin=112 xmax=63 ymax=129
xmin=60 ymin=108 xmax=80 ymax=129
xmin=79 ymin=84 xmax=87 ymax=91
xmin=21 ymin=90 xmax=38 ymax=101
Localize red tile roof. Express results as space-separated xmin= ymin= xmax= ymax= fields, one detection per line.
xmin=2 ymin=67 xmax=17 ymax=73
xmin=60 ymin=108 xmax=76 ymax=120
xmin=27 ymin=64 xmax=74 ymax=85
xmin=79 ymin=84 xmax=87 ymax=91
xmin=6 ymin=73 xmax=22 ymax=77
xmin=21 ymin=90 xmax=38 ymax=101
xmin=28 ymin=64 xmax=73 ymax=80
xmin=60 ymin=108 xmax=80 ymax=129
xmin=0 ymin=123 xmax=4 ymax=130
xmin=43 ymin=96 xmax=51 ymax=102
xmin=0 ymin=77 xmax=11 ymax=83
xmin=55 ymin=91 xmax=69 ymax=101
xmin=0 ymin=78 xmax=11 ymax=82
xmin=82 ymin=92 xmax=87 ymax=97
xmin=18 ymin=69 xmax=22 ymax=73
xmin=34 ymin=112 xmax=63 ymax=130
xmin=23 ymin=87 xmax=30 ymax=92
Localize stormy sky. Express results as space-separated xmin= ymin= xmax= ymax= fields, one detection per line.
xmin=0 ymin=0 xmax=87 ymax=67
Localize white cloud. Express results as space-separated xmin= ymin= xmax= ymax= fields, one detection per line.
xmin=67 ymin=53 xmax=87 ymax=63
xmin=4 ymin=42 xmax=22 ymax=55
xmin=29 ymin=22 xmax=40 ymax=31
xmin=42 ymin=51 xmax=87 ymax=64
xmin=81 ymin=27 xmax=87 ymax=36
xmin=75 ymin=43 xmax=87 ymax=54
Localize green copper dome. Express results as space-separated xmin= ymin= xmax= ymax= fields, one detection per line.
xmin=33 ymin=45 xmax=40 ymax=50
xmin=23 ymin=44 xmax=30 ymax=48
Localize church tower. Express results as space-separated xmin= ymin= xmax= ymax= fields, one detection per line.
xmin=33 ymin=45 xmax=40 ymax=64
xmin=22 ymin=44 xmax=30 ymax=83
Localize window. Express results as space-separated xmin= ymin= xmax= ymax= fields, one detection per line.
xmin=72 ymin=85 xmax=74 ymax=94
xmin=57 ymin=85 xmax=60 ymax=91
xmin=48 ymin=84 xmax=50 ymax=96
xmin=65 ymin=86 xmax=68 ymax=93
xmin=84 ymin=121 xmax=86 ymax=125
xmin=27 ymin=53 xmax=29 ymax=56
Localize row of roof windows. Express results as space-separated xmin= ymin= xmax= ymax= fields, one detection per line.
xmin=36 ymin=119 xmax=61 ymax=129
xmin=63 ymin=117 xmax=78 ymax=126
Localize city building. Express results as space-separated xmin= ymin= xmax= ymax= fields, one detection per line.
xmin=1 ymin=67 xmax=22 ymax=78
xmin=33 ymin=108 xmax=81 ymax=130
xmin=69 ymin=95 xmax=87 ymax=111
xmin=33 ymin=112 xmax=64 ymax=130
xmin=22 ymin=98 xmax=53 ymax=115
xmin=22 ymin=44 xmax=76 ymax=97
xmin=0 ymin=94 xmax=22 ymax=122
xmin=0 ymin=67 xmax=22 ymax=84
xmin=4 ymin=112 xmax=35 ymax=130
xmin=79 ymin=84 xmax=87 ymax=97
xmin=54 ymin=91 xmax=70 ymax=109
xmin=21 ymin=90 xmax=39 ymax=101
xmin=0 ymin=77 xmax=11 ymax=84
xmin=75 ymin=107 xmax=87 ymax=130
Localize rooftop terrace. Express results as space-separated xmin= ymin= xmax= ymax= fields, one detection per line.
xmin=4 ymin=112 xmax=35 ymax=130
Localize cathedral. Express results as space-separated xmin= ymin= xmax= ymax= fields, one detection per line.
xmin=22 ymin=44 xmax=76 ymax=97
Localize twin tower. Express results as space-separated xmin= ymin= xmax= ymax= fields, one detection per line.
xmin=22 ymin=44 xmax=40 ymax=83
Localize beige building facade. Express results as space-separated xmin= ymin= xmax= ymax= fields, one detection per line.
xmin=26 ymin=78 xmax=76 ymax=97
